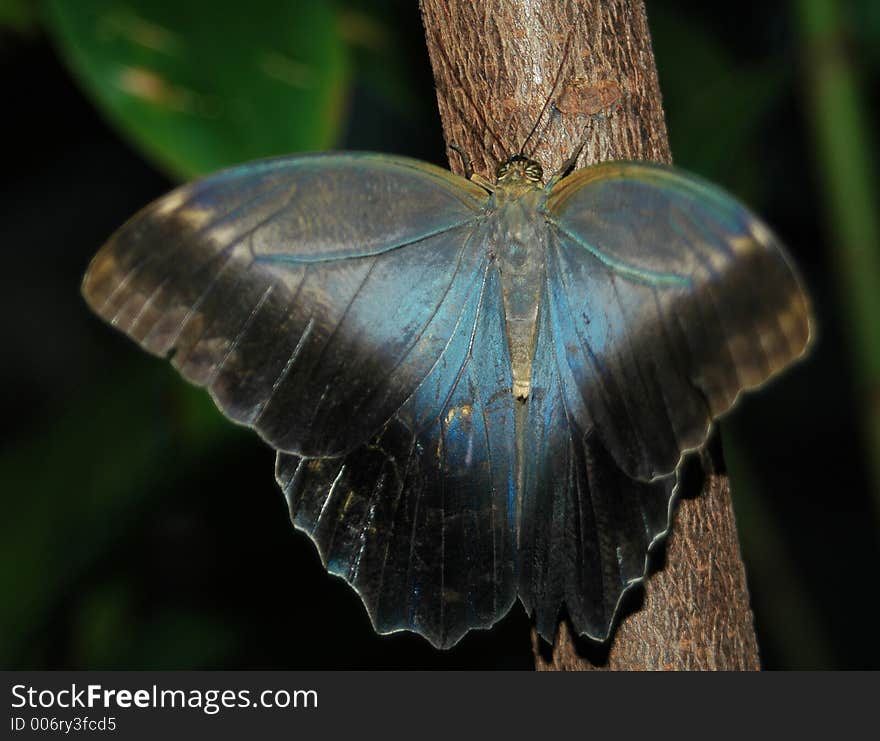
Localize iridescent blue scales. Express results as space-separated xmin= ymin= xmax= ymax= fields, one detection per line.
xmin=82 ymin=153 xmax=812 ymax=648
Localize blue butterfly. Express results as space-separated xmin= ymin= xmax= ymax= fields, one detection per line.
xmin=82 ymin=150 xmax=811 ymax=648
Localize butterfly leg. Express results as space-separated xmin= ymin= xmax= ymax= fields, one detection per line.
xmin=449 ymin=143 xmax=494 ymax=193
xmin=546 ymin=142 xmax=585 ymax=188
xmin=448 ymin=143 xmax=475 ymax=178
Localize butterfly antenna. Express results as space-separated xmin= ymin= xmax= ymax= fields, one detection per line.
xmin=519 ymin=31 xmax=575 ymax=157
xmin=432 ymin=35 xmax=514 ymax=158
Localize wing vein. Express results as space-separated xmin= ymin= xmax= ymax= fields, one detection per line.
xmin=298 ymin=256 xmax=383 ymax=431
xmin=475 ymin=373 xmax=499 ymax=615
xmin=316 ymin=464 xmax=347 ymax=537
xmin=103 ymin=253 xmax=155 ymax=317
xmin=253 ymin=219 xmax=479 ymax=266
xmin=403 ymin=262 xmax=491 ymax=622
xmin=254 ymin=316 xmax=316 ymax=427
xmin=127 ymin=275 xmax=171 ymax=337
xmin=542 ymin=261 xmax=610 ymax=626
xmin=346 ymin=226 xmax=479 ymax=421
xmin=549 ymin=220 xmax=690 ymax=287
xmin=208 ymin=283 xmax=275 ymax=387
xmin=372 ymin=431 xmax=419 ymax=622
xmin=152 ymin=189 xmax=301 ymax=356
xmin=608 ymin=274 xmax=678 ymax=473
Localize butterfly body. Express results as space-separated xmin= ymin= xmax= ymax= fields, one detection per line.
xmin=488 ymin=182 xmax=547 ymax=400
xmin=83 ymin=152 xmax=811 ymax=648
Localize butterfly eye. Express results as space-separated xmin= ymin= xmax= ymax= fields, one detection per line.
xmin=525 ymin=163 xmax=543 ymax=181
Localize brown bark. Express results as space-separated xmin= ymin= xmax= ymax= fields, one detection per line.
xmin=419 ymin=0 xmax=761 ymax=670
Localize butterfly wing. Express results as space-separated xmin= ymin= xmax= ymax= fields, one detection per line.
xmin=520 ymin=162 xmax=811 ymax=641
xmin=83 ymin=152 xmax=518 ymax=648
xmin=276 ymin=263 xmax=518 ymax=648
xmin=83 ymin=152 xmax=490 ymax=457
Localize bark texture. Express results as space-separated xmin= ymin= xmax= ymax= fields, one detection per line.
xmin=419 ymin=0 xmax=761 ymax=670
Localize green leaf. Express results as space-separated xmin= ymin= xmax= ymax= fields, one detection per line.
xmin=44 ymin=0 xmax=350 ymax=179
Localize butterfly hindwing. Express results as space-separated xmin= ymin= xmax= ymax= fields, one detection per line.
xmin=276 ymin=262 xmax=518 ymax=648
xmin=519 ymin=260 xmax=677 ymax=641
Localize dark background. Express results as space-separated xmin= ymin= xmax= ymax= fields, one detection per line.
xmin=2 ymin=0 xmax=878 ymax=669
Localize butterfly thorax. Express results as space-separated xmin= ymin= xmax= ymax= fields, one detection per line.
xmin=490 ymin=181 xmax=547 ymax=401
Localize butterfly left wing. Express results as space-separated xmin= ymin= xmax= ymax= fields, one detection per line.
xmin=520 ymin=162 xmax=812 ymax=641
xmin=82 ymin=152 xmax=518 ymax=649
xmin=82 ymin=152 xmax=491 ymax=458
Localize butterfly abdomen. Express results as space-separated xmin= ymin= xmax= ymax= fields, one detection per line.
xmin=493 ymin=192 xmax=548 ymax=401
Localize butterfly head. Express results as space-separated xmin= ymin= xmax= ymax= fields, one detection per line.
xmin=496 ymin=154 xmax=543 ymax=185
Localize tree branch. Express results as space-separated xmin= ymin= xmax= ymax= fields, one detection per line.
xmin=419 ymin=0 xmax=761 ymax=670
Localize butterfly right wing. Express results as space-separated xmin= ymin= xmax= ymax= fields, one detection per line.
xmin=519 ymin=162 xmax=811 ymax=643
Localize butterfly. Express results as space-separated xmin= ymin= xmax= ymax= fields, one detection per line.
xmin=82 ymin=149 xmax=812 ymax=649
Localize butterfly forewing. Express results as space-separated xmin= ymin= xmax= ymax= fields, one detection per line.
xmin=544 ymin=162 xmax=811 ymax=481
xmin=82 ymin=153 xmax=491 ymax=458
